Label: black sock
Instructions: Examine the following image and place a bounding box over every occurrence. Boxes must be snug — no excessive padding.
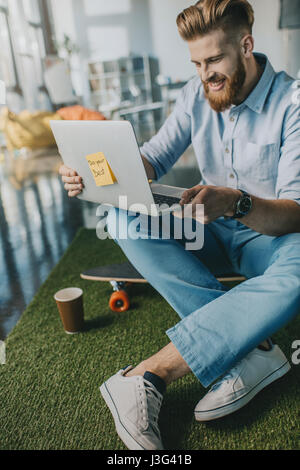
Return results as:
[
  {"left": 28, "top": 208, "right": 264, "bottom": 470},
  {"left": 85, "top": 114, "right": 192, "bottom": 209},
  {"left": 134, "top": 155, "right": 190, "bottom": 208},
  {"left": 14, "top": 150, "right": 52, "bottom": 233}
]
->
[
  {"left": 144, "top": 371, "right": 166, "bottom": 395},
  {"left": 258, "top": 338, "right": 273, "bottom": 351}
]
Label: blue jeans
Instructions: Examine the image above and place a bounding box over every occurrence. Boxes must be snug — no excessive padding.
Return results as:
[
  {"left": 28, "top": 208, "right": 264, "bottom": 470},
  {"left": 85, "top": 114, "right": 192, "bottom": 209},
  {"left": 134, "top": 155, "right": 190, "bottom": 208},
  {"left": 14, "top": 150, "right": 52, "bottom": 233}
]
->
[{"left": 106, "top": 208, "right": 300, "bottom": 387}]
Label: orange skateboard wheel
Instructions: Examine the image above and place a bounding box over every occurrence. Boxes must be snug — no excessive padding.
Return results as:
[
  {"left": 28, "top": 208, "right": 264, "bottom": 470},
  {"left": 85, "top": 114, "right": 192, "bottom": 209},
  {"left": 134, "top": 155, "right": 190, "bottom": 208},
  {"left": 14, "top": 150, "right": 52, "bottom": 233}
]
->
[{"left": 109, "top": 290, "right": 130, "bottom": 312}]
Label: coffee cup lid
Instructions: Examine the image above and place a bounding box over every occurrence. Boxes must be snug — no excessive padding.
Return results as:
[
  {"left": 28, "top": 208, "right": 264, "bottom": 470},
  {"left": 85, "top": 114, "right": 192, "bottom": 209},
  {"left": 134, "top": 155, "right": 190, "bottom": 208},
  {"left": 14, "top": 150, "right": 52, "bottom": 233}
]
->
[{"left": 54, "top": 287, "right": 83, "bottom": 302}]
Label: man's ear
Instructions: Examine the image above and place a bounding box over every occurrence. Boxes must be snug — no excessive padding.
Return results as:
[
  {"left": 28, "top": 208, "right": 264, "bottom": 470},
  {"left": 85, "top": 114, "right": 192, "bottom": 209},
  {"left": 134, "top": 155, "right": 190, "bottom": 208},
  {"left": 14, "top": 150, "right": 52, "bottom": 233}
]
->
[{"left": 240, "top": 34, "right": 254, "bottom": 58}]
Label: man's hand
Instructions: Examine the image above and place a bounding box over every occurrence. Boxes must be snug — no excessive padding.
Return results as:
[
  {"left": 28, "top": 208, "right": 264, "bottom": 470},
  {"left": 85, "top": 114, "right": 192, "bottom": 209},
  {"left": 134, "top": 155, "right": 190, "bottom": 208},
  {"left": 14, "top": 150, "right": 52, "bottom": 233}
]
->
[
  {"left": 59, "top": 165, "right": 84, "bottom": 198},
  {"left": 180, "top": 185, "right": 241, "bottom": 224}
]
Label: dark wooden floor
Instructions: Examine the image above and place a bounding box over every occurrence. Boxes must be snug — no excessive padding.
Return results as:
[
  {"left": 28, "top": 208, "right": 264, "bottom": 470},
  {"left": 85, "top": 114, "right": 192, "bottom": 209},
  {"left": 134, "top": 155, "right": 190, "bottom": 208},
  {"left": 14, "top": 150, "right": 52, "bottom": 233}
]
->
[{"left": 0, "top": 155, "right": 99, "bottom": 340}]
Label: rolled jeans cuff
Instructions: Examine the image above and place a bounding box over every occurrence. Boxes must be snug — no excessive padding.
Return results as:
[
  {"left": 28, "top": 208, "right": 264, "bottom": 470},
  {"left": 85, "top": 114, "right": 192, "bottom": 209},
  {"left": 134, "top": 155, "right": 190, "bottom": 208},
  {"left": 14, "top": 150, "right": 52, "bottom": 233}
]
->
[{"left": 166, "top": 322, "right": 235, "bottom": 388}]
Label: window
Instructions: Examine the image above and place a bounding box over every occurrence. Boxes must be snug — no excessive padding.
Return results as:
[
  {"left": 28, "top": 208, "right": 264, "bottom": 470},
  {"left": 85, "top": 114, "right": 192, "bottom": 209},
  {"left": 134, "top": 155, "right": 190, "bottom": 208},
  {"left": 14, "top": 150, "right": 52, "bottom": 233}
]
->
[
  {"left": 280, "top": 0, "right": 300, "bottom": 29},
  {"left": 15, "top": 0, "right": 48, "bottom": 108},
  {"left": 0, "top": 0, "right": 54, "bottom": 109},
  {"left": 0, "top": 4, "right": 18, "bottom": 88},
  {"left": 18, "top": 0, "right": 46, "bottom": 88},
  {"left": 23, "top": 0, "right": 40, "bottom": 23},
  {"left": 28, "top": 25, "right": 46, "bottom": 86}
]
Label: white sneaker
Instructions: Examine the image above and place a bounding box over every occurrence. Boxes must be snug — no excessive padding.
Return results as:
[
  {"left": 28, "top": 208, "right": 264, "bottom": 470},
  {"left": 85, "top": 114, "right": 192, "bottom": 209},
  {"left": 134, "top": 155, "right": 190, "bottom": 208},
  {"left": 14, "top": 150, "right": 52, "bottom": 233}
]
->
[
  {"left": 194, "top": 344, "right": 291, "bottom": 422},
  {"left": 100, "top": 366, "right": 164, "bottom": 450}
]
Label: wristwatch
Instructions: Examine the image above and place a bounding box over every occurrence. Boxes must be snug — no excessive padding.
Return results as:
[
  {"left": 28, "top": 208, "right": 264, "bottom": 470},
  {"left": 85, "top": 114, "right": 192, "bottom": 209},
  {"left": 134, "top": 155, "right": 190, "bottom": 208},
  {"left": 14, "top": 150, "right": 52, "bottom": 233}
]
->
[{"left": 232, "top": 189, "right": 252, "bottom": 219}]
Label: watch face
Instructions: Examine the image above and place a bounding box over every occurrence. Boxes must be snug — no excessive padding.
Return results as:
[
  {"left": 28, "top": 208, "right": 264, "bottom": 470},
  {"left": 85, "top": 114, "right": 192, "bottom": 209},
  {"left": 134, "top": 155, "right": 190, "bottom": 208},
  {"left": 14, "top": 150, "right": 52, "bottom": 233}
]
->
[{"left": 239, "top": 196, "right": 252, "bottom": 214}]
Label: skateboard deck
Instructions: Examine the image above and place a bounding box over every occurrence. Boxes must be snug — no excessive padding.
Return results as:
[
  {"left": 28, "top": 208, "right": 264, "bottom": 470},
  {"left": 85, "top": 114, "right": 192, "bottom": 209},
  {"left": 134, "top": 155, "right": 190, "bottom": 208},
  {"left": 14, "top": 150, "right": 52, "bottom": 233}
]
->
[
  {"left": 81, "top": 262, "right": 245, "bottom": 313},
  {"left": 81, "top": 262, "right": 147, "bottom": 283}
]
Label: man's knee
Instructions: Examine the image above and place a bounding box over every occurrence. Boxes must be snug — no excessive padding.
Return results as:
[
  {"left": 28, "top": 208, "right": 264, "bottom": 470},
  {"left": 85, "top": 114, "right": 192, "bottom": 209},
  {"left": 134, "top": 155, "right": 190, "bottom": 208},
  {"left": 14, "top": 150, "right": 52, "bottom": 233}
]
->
[{"left": 106, "top": 207, "right": 139, "bottom": 240}]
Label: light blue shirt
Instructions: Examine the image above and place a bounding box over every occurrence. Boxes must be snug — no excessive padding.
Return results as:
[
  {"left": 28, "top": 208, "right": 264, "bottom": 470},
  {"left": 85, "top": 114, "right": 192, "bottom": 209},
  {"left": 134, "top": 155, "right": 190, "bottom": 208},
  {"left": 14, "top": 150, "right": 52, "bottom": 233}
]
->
[{"left": 141, "top": 53, "right": 300, "bottom": 205}]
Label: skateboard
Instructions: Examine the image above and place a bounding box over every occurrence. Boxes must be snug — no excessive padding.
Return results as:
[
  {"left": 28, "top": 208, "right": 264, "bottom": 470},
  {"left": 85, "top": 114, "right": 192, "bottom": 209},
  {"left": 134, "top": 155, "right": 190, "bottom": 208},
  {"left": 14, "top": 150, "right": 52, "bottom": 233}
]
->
[{"left": 81, "top": 262, "right": 246, "bottom": 313}]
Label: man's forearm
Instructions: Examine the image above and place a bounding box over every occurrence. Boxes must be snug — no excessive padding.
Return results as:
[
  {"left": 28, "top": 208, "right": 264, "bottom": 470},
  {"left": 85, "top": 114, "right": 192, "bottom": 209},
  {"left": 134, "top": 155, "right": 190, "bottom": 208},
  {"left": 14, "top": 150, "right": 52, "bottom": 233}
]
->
[
  {"left": 230, "top": 194, "right": 300, "bottom": 236},
  {"left": 181, "top": 185, "right": 300, "bottom": 236},
  {"left": 141, "top": 155, "right": 157, "bottom": 180}
]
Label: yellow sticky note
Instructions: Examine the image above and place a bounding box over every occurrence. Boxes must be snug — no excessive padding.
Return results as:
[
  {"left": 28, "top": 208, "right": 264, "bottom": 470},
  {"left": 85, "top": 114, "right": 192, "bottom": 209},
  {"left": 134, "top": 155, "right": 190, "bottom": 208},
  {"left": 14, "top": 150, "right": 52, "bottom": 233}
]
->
[{"left": 86, "top": 152, "right": 117, "bottom": 186}]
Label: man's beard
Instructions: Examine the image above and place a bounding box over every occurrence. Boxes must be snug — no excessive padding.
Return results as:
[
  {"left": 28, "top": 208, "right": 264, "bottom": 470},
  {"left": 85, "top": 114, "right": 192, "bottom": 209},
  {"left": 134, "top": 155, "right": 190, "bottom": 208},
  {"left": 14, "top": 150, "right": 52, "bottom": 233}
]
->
[{"left": 203, "top": 54, "right": 246, "bottom": 113}]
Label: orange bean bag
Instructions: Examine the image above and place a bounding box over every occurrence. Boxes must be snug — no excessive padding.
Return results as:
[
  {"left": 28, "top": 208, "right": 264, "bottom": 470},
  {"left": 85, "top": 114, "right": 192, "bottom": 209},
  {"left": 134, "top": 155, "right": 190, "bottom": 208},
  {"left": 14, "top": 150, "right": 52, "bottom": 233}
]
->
[{"left": 57, "top": 105, "right": 106, "bottom": 121}]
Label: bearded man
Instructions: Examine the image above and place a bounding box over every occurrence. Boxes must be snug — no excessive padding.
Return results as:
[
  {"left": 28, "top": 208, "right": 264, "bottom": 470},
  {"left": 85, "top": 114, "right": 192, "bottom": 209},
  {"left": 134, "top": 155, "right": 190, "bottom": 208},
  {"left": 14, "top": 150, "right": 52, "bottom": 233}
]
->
[{"left": 59, "top": 0, "right": 300, "bottom": 450}]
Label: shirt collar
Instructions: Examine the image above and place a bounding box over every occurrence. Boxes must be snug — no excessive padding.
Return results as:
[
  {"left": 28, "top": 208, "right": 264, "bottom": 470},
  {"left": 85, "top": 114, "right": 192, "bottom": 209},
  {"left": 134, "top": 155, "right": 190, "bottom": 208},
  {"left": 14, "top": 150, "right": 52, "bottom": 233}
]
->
[{"left": 241, "top": 53, "right": 276, "bottom": 114}]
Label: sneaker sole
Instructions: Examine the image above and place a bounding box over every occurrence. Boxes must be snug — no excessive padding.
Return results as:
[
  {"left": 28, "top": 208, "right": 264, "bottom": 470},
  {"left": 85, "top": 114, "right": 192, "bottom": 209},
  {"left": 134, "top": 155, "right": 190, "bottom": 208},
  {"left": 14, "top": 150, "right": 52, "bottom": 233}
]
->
[
  {"left": 99, "top": 382, "right": 145, "bottom": 450},
  {"left": 194, "top": 361, "right": 291, "bottom": 422}
]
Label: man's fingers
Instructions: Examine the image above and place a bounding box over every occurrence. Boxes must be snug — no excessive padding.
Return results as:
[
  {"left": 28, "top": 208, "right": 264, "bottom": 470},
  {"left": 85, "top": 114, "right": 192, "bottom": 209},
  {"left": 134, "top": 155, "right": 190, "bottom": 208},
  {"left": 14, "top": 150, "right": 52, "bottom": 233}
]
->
[
  {"left": 64, "top": 183, "right": 83, "bottom": 191},
  {"left": 62, "top": 175, "right": 83, "bottom": 184},
  {"left": 59, "top": 165, "right": 83, "bottom": 197},
  {"left": 68, "top": 189, "right": 82, "bottom": 198},
  {"left": 180, "top": 186, "right": 204, "bottom": 204},
  {"left": 59, "top": 165, "right": 78, "bottom": 177}
]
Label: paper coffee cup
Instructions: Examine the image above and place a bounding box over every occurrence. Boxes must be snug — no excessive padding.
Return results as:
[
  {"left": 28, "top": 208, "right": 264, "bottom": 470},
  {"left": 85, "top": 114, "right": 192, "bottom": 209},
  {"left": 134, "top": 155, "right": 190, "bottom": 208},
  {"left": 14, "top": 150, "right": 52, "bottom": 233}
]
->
[{"left": 54, "top": 288, "right": 84, "bottom": 334}]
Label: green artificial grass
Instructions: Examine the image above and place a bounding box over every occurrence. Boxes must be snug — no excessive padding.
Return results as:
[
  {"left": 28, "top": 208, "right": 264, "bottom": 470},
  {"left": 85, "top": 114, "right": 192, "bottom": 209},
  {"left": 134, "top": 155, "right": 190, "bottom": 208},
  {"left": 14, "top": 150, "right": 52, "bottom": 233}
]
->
[{"left": 0, "top": 228, "right": 299, "bottom": 450}]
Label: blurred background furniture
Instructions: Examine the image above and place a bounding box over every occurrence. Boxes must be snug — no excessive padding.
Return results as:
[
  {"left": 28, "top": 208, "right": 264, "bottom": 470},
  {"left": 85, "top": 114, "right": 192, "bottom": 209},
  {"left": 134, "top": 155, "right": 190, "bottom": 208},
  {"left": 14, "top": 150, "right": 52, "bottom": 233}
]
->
[
  {"left": 157, "top": 78, "right": 188, "bottom": 116},
  {"left": 118, "top": 101, "right": 166, "bottom": 145},
  {"left": 87, "top": 54, "right": 165, "bottom": 144},
  {"left": 88, "top": 55, "right": 161, "bottom": 110}
]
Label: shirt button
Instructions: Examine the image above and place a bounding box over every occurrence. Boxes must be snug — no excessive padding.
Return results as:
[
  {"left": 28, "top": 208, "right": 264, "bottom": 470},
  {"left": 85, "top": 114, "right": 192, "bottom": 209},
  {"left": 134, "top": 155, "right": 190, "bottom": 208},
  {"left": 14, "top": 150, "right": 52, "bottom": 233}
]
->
[
  {"left": 230, "top": 116, "right": 235, "bottom": 122},
  {"left": 225, "top": 148, "right": 230, "bottom": 153},
  {"left": 229, "top": 173, "right": 235, "bottom": 179}
]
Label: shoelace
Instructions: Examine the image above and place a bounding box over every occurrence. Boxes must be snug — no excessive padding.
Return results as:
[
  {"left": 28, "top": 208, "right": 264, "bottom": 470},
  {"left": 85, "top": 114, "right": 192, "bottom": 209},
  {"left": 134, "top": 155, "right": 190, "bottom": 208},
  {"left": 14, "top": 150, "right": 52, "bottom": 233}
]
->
[{"left": 140, "top": 380, "right": 163, "bottom": 438}]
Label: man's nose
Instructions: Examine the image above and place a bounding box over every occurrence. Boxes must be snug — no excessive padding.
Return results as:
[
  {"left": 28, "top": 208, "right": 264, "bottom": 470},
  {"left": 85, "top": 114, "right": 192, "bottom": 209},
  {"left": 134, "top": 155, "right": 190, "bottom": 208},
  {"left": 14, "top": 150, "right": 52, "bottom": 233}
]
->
[
  {"left": 198, "top": 63, "right": 219, "bottom": 84},
  {"left": 202, "top": 72, "right": 214, "bottom": 84},
  {"left": 200, "top": 65, "right": 212, "bottom": 83},
  {"left": 202, "top": 72, "right": 211, "bottom": 83}
]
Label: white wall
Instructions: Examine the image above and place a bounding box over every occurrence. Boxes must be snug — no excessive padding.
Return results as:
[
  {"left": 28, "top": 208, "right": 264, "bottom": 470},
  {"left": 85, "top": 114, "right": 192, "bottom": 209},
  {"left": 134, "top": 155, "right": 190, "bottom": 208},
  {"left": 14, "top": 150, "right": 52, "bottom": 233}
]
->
[
  {"left": 251, "top": 0, "right": 300, "bottom": 77},
  {"left": 72, "top": 0, "right": 153, "bottom": 60},
  {"left": 50, "top": 0, "right": 300, "bottom": 102},
  {"left": 148, "top": 0, "right": 195, "bottom": 81},
  {"left": 50, "top": 0, "right": 83, "bottom": 97}
]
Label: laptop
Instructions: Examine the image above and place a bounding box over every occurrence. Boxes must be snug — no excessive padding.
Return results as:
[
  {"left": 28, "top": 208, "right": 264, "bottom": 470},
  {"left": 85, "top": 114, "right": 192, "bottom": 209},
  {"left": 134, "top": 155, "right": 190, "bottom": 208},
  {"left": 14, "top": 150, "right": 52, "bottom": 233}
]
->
[{"left": 50, "top": 120, "right": 187, "bottom": 216}]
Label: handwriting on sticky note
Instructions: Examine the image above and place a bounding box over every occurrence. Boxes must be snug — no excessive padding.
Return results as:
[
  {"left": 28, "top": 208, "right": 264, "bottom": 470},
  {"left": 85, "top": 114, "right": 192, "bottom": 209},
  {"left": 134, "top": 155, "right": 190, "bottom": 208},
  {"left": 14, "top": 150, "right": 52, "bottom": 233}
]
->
[{"left": 86, "top": 152, "right": 117, "bottom": 186}]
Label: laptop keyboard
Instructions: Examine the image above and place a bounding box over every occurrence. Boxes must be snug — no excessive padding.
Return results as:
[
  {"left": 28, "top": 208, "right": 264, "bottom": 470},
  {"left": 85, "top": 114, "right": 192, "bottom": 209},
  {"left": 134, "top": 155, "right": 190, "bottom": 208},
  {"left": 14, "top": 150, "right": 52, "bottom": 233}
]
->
[{"left": 153, "top": 193, "right": 181, "bottom": 207}]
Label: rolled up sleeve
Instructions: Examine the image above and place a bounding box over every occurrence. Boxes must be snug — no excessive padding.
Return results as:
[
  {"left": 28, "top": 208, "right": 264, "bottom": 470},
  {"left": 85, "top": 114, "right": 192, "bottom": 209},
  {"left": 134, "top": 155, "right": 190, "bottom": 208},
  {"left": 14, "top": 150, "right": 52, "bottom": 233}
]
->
[
  {"left": 276, "top": 103, "right": 300, "bottom": 205},
  {"left": 140, "top": 83, "right": 192, "bottom": 180}
]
